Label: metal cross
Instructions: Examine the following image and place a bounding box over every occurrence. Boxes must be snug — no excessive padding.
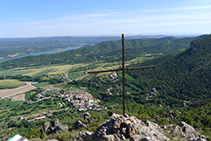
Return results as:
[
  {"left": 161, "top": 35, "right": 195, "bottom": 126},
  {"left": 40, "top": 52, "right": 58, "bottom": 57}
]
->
[{"left": 88, "top": 34, "right": 156, "bottom": 115}]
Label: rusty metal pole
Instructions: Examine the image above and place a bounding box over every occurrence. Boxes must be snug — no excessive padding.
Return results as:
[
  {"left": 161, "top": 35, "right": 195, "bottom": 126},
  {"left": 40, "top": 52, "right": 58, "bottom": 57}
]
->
[
  {"left": 122, "top": 34, "right": 125, "bottom": 115},
  {"left": 87, "top": 34, "right": 156, "bottom": 116}
]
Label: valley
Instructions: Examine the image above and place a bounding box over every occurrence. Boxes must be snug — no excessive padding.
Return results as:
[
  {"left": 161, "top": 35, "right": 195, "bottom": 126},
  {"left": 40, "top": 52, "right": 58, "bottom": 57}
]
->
[{"left": 0, "top": 35, "right": 211, "bottom": 140}]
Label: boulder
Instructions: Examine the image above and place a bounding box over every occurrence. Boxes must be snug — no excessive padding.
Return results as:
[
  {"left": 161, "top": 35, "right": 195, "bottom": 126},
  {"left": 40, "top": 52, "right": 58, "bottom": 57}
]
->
[
  {"left": 129, "top": 116, "right": 141, "bottom": 124},
  {"left": 73, "top": 113, "right": 170, "bottom": 141},
  {"left": 80, "top": 112, "right": 92, "bottom": 123},
  {"left": 113, "top": 118, "right": 122, "bottom": 129},
  {"left": 80, "top": 112, "right": 92, "bottom": 118},
  {"left": 102, "top": 135, "right": 115, "bottom": 141},
  {"left": 123, "top": 113, "right": 129, "bottom": 118},
  {"left": 130, "top": 135, "right": 143, "bottom": 141},
  {"left": 140, "top": 137, "right": 158, "bottom": 141},
  {"left": 111, "top": 113, "right": 121, "bottom": 122},
  {"left": 122, "top": 120, "right": 131, "bottom": 126},
  {"left": 75, "top": 120, "right": 87, "bottom": 129},
  {"left": 43, "top": 119, "right": 69, "bottom": 134},
  {"left": 181, "top": 132, "right": 195, "bottom": 140},
  {"left": 72, "top": 131, "right": 93, "bottom": 141},
  {"left": 146, "top": 120, "right": 163, "bottom": 132},
  {"left": 72, "top": 113, "right": 206, "bottom": 141},
  {"left": 170, "top": 125, "right": 185, "bottom": 138},
  {"left": 44, "top": 122, "right": 52, "bottom": 133},
  {"left": 179, "top": 121, "right": 198, "bottom": 135},
  {"left": 51, "top": 119, "right": 60, "bottom": 128},
  {"left": 125, "top": 124, "right": 137, "bottom": 137}
]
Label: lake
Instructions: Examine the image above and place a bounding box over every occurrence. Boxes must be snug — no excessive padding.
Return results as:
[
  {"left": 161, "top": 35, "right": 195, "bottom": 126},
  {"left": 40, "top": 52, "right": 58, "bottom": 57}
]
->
[{"left": 0, "top": 44, "right": 84, "bottom": 62}]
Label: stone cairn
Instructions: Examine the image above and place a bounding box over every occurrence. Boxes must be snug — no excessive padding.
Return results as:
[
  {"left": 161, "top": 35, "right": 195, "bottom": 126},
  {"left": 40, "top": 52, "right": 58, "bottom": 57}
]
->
[{"left": 72, "top": 113, "right": 207, "bottom": 141}]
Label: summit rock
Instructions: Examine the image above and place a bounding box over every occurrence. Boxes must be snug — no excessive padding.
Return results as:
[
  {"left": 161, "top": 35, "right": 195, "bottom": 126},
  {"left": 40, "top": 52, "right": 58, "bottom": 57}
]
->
[{"left": 72, "top": 113, "right": 206, "bottom": 141}]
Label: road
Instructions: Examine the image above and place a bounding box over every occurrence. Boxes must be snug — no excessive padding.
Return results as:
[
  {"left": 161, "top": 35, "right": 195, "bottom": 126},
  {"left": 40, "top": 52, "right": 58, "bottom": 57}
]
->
[{"left": 63, "top": 63, "right": 108, "bottom": 82}]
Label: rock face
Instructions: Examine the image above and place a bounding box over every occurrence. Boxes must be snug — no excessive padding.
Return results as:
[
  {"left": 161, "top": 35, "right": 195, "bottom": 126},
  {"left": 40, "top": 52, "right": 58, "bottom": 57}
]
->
[
  {"left": 80, "top": 112, "right": 92, "bottom": 123},
  {"left": 74, "top": 112, "right": 93, "bottom": 129},
  {"left": 72, "top": 113, "right": 207, "bottom": 141},
  {"left": 43, "top": 119, "right": 69, "bottom": 134},
  {"left": 74, "top": 120, "right": 87, "bottom": 129},
  {"left": 72, "top": 131, "right": 94, "bottom": 141}
]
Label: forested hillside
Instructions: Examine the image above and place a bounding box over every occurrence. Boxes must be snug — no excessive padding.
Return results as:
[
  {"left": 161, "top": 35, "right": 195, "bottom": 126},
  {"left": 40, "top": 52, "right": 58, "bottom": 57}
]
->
[
  {"left": 0, "top": 36, "right": 196, "bottom": 68},
  {"left": 1, "top": 35, "right": 211, "bottom": 140},
  {"left": 71, "top": 34, "right": 210, "bottom": 108},
  {"left": 126, "top": 34, "right": 211, "bottom": 106},
  {"left": 0, "top": 35, "right": 166, "bottom": 59}
]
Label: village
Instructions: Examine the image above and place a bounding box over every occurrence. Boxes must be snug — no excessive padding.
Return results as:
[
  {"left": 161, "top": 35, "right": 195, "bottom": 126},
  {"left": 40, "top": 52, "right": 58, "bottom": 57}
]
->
[{"left": 18, "top": 88, "right": 106, "bottom": 122}]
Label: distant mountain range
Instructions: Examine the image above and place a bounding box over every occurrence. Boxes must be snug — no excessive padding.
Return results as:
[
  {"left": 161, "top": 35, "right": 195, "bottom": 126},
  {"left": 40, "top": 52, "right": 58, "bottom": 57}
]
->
[
  {"left": 0, "top": 36, "right": 196, "bottom": 69},
  {"left": 0, "top": 35, "right": 198, "bottom": 59}
]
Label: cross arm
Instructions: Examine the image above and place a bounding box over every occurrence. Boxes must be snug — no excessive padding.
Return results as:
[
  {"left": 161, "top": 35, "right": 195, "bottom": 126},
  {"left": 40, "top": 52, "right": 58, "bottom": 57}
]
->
[{"left": 87, "top": 65, "right": 156, "bottom": 74}]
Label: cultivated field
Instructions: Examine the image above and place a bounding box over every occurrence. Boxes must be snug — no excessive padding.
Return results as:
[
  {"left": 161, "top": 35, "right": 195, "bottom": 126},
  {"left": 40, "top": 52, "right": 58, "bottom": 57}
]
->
[
  {"left": 0, "top": 64, "right": 88, "bottom": 78},
  {"left": 0, "top": 82, "right": 36, "bottom": 99},
  {"left": 0, "top": 79, "right": 24, "bottom": 89},
  {"left": 12, "top": 93, "right": 25, "bottom": 101},
  {"left": 22, "top": 64, "right": 87, "bottom": 76}
]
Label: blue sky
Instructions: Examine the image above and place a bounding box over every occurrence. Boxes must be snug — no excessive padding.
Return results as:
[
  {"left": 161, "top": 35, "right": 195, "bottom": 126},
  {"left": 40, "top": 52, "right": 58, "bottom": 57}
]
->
[{"left": 0, "top": 0, "right": 211, "bottom": 37}]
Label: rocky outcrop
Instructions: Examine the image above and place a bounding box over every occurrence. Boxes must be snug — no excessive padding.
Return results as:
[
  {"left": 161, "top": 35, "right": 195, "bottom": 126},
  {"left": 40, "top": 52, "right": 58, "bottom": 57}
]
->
[
  {"left": 43, "top": 119, "right": 69, "bottom": 134},
  {"left": 80, "top": 112, "right": 92, "bottom": 123},
  {"left": 73, "top": 131, "right": 94, "bottom": 141},
  {"left": 74, "top": 120, "right": 87, "bottom": 129},
  {"left": 72, "top": 113, "right": 207, "bottom": 141},
  {"left": 74, "top": 112, "right": 93, "bottom": 129},
  {"left": 46, "top": 139, "right": 59, "bottom": 141},
  {"left": 165, "top": 122, "right": 207, "bottom": 141}
]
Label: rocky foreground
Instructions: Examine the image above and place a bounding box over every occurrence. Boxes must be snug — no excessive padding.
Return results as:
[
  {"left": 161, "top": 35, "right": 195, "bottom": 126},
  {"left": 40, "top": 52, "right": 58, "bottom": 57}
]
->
[{"left": 72, "top": 113, "right": 206, "bottom": 141}]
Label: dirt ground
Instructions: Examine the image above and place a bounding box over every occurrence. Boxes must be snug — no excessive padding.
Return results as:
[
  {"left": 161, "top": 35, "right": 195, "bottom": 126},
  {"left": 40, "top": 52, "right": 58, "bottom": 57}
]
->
[
  {"left": 12, "top": 93, "right": 25, "bottom": 101},
  {"left": 0, "top": 82, "right": 36, "bottom": 99}
]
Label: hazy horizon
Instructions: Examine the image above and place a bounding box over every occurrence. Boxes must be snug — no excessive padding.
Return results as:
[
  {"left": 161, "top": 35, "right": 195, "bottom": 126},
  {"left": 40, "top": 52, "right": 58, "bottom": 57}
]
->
[
  {"left": 1, "top": 0, "right": 211, "bottom": 38},
  {"left": 0, "top": 34, "right": 202, "bottom": 39}
]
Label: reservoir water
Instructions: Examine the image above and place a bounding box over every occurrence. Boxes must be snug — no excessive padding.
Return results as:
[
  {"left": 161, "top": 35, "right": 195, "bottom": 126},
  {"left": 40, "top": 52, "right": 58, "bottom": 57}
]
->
[{"left": 0, "top": 45, "right": 84, "bottom": 62}]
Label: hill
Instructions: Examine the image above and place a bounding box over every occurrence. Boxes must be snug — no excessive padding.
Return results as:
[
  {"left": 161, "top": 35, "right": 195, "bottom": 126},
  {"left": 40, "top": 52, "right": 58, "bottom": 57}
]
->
[
  {"left": 0, "top": 35, "right": 167, "bottom": 60},
  {"left": 71, "top": 34, "right": 210, "bottom": 107},
  {"left": 0, "top": 36, "right": 196, "bottom": 69},
  {"left": 126, "top": 34, "right": 211, "bottom": 106},
  {"left": 1, "top": 35, "right": 211, "bottom": 141},
  {"left": 73, "top": 113, "right": 206, "bottom": 141}
]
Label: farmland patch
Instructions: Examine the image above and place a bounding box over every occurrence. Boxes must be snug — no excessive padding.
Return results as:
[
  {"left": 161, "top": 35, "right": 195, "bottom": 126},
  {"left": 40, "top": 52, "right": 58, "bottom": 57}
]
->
[{"left": 0, "top": 82, "right": 36, "bottom": 99}]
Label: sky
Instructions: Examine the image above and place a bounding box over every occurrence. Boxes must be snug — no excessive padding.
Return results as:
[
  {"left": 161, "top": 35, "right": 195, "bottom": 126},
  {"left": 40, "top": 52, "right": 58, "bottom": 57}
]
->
[{"left": 0, "top": 0, "right": 211, "bottom": 37}]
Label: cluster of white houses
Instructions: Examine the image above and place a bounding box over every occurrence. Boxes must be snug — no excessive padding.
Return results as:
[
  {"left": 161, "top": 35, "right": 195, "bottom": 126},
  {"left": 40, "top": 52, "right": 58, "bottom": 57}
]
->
[
  {"left": 63, "top": 91, "right": 105, "bottom": 111},
  {"left": 20, "top": 89, "right": 106, "bottom": 122},
  {"left": 35, "top": 88, "right": 105, "bottom": 112}
]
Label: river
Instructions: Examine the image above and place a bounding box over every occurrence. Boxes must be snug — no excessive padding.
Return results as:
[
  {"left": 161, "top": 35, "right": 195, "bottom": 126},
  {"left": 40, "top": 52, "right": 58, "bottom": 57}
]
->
[{"left": 0, "top": 44, "right": 85, "bottom": 62}]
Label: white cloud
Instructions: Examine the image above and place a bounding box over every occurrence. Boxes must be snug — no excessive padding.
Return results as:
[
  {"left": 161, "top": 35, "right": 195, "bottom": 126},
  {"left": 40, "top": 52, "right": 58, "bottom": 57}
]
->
[
  {"left": 136, "top": 5, "right": 211, "bottom": 13},
  {"left": 185, "top": 0, "right": 211, "bottom": 4},
  {"left": 1, "top": 3, "right": 211, "bottom": 37}
]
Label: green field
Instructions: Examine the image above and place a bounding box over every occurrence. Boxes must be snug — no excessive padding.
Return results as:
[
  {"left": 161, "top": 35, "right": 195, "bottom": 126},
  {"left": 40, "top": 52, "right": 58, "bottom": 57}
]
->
[
  {"left": 125, "top": 74, "right": 135, "bottom": 81},
  {"left": 31, "top": 69, "right": 51, "bottom": 78},
  {"left": 25, "top": 92, "right": 31, "bottom": 100},
  {"left": 125, "top": 86, "right": 134, "bottom": 93},
  {"left": 0, "top": 79, "right": 25, "bottom": 89},
  {"left": 0, "top": 100, "right": 22, "bottom": 110},
  {"left": 32, "top": 82, "right": 49, "bottom": 88},
  {"left": 68, "top": 71, "right": 82, "bottom": 80},
  {"left": 0, "top": 70, "right": 32, "bottom": 76},
  {"left": 105, "top": 62, "right": 119, "bottom": 67}
]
